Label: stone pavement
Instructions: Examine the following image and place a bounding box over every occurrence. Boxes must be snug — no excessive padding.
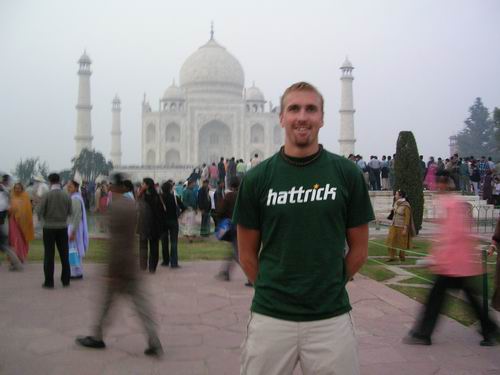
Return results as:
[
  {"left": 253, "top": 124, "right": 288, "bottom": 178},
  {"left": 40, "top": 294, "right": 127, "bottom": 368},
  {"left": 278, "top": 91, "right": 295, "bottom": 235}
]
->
[{"left": 0, "top": 262, "right": 499, "bottom": 375}]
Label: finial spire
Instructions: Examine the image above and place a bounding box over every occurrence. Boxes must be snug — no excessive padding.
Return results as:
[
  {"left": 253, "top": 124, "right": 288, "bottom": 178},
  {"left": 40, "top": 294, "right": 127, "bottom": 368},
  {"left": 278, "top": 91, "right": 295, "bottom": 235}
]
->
[{"left": 210, "top": 21, "right": 214, "bottom": 40}]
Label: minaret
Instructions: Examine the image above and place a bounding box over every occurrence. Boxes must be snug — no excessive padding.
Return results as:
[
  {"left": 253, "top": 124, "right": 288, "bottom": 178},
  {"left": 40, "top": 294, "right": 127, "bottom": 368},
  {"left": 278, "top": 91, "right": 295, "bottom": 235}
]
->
[
  {"left": 338, "top": 57, "right": 356, "bottom": 156},
  {"left": 110, "top": 95, "right": 122, "bottom": 167},
  {"left": 75, "top": 50, "right": 93, "bottom": 156}
]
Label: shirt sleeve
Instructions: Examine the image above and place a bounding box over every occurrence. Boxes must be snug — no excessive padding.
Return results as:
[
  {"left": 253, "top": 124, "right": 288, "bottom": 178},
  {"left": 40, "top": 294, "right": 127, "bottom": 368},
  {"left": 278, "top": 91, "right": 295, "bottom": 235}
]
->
[
  {"left": 70, "top": 198, "right": 82, "bottom": 230},
  {"left": 232, "top": 174, "right": 261, "bottom": 230},
  {"left": 346, "top": 165, "right": 375, "bottom": 228}
]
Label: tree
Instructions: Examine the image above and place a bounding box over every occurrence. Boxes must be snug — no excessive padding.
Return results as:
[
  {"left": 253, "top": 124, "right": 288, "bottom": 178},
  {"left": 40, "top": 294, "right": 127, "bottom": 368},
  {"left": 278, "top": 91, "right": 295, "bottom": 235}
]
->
[
  {"left": 494, "top": 107, "right": 500, "bottom": 152},
  {"left": 456, "top": 98, "right": 497, "bottom": 159},
  {"left": 394, "top": 131, "right": 424, "bottom": 234},
  {"left": 71, "top": 149, "right": 113, "bottom": 183},
  {"left": 13, "top": 157, "right": 49, "bottom": 185}
]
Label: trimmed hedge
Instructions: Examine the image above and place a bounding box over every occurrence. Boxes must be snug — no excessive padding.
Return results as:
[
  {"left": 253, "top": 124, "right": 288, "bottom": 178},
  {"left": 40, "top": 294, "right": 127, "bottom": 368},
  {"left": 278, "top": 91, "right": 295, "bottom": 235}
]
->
[{"left": 394, "top": 131, "right": 424, "bottom": 233}]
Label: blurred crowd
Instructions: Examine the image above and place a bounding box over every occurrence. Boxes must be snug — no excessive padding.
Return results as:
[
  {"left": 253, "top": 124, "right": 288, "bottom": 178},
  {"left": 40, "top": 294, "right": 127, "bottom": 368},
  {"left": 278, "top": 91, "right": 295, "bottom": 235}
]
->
[{"left": 348, "top": 153, "right": 500, "bottom": 203}]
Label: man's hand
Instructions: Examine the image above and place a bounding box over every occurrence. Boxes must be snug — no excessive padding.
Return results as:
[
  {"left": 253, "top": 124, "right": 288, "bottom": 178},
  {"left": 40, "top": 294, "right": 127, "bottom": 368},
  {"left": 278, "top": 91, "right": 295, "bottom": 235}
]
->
[
  {"left": 237, "top": 225, "right": 261, "bottom": 283},
  {"left": 346, "top": 224, "right": 369, "bottom": 279}
]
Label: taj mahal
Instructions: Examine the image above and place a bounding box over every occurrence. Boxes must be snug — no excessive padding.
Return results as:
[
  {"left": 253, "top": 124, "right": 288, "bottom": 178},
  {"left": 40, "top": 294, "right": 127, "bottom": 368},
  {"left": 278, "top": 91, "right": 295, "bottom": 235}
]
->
[{"left": 74, "top": 28, "right": 356, "bottom": 181}]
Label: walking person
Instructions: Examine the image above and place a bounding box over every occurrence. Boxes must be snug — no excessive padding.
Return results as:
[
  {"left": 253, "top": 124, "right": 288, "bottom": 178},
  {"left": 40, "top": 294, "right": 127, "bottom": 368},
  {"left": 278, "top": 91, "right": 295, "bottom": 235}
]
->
[
  {"left": 488, "top": 217, "right": 500, "bottom": 311},
  {"left": 37, "top": 173, "right": 72, "bottom": 288},
  {"left": 215, "top": 176, "right": 244, "bottom": 282},
  {"left": 386, "top": 190, "right": 414, "bottom": 262},
  {"left": 8, "top": 182, "right": 35, "bottom": 263},
  {"left": 66, "top": 180, "right": 89, "bottom": 279},
  {"left": 160, "top": 181, "right": 183, "bottom": 268},
  {"left": 233, "top": 82, "right": 374, "bottom": 375},
  {"left": 137, "top": 178, "right": 164, "bottom": 273},
  {"left": 76, "top": 173, "right": 163, "bottom": 356},
  {"left": 0, "top": 175, "right": 23, "bottom": 271},
  {"left": 404, "top": 171, "right": 498, "bottom": 346},
  {"left": 198, "top": 179, "right": 212, "bottom": 237}
]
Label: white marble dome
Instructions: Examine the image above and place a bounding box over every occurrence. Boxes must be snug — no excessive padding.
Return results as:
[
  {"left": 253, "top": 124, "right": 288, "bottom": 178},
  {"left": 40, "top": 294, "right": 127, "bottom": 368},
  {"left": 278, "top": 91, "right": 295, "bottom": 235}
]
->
[
  {"left": 245, "top": 84, "right": 265, "bottom": 102},
  {"left": 162, "top": 81, "right": 185, "bottom": 101},
  {"left": 179, "top": 38, "right": 244, "bottom": 97}
]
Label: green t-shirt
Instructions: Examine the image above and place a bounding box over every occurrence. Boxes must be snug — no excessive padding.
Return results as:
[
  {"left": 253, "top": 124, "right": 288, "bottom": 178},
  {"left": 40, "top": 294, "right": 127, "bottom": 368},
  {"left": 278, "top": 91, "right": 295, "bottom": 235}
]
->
[{"left": 233, "top": 148, "right": 374, "bottom": 321}]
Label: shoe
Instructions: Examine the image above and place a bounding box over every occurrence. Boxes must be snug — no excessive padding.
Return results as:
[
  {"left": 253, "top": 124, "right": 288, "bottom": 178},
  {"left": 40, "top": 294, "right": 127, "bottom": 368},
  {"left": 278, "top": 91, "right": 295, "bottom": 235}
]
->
[
  {"left": 160, "top": 262, "right": 169, "bottom": 267},
  {"left": 70, "top": 275, "right": 83, "bottom": 279},
  {"left": 402, "top": 332, "right": 431, "bottom": 346},
  {"left": 170, "top": 264, "right": 181, "bottom": 269},
  {"left": 62, "top": 283, "right": 70, "bottom": 288},
  {"left": 76, "top": 336, "right": 106, "bottom": 349},
  {"left": 215, "top": 271, "right": 230, "bottom": 281},
  {"left": 42, "top": 283, "right": 54, "bottom": 289},
  {"left": 244, "top": 281, "right": 253, "bottom": 287},
  {"left": 144, "top": 345, "right": 163, "bottom": 357},
  {"left": 9, "top": 265, "right": 23, "bottom": 271},
  {"left": 480, "top": 338, "right": 496, "bottom": 346}
]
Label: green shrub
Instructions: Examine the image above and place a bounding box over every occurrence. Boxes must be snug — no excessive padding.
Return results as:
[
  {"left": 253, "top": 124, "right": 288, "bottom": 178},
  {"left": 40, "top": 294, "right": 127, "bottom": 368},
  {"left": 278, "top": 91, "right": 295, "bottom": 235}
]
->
[{"left": 394, "top": 131, "right": 424, "bottom": 233}]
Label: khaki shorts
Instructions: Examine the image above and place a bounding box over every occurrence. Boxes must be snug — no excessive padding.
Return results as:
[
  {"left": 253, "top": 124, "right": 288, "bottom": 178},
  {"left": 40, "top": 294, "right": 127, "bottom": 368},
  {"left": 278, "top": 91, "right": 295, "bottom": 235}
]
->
[{"left": 241, "top": 312, "right": 359, "bottom": 375}]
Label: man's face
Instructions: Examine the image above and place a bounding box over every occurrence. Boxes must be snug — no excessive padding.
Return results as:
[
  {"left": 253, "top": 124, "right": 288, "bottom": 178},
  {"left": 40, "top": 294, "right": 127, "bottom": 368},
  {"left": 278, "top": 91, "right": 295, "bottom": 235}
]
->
[{"left": 280, "top": 90, "right": 324, "bottom": 149}]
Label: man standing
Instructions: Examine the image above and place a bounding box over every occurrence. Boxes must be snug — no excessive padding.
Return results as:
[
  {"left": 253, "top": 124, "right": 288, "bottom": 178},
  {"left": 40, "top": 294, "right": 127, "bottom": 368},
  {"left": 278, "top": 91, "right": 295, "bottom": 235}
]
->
[
  {"left": 217, "top": 157, "right": 226, "bottom": 184},
  {"left": 234, "top": 82, "right": 374, "bottom": 374},
  {"left": 197, "top": 179, "right": 212, "bottom": 237},
  {"left": 37, "top": 173, "right": 72, "bottom": 288}
]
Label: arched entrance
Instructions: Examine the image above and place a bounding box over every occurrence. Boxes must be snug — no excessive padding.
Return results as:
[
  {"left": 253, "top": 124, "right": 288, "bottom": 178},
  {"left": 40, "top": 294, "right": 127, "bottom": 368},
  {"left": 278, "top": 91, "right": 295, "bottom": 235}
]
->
[{"left": 198, "top": 120, "right": 232, "bottom": 164}]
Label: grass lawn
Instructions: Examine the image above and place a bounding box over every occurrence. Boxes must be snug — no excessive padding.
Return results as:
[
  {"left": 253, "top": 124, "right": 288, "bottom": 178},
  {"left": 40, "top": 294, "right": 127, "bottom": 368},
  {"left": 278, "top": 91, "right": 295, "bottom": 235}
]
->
[
  {"left": 18, "top": 238, "right": 231, "bottom": 264},
  {"left": 359, "top": 258, "right": 397, "bottom": 281}
]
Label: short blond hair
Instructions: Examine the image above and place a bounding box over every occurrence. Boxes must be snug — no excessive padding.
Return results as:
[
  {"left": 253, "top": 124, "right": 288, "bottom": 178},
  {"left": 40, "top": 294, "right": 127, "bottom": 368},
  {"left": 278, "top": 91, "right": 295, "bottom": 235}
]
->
[{"left": 280, "top": 81, "right": 324, "bottom": 114}]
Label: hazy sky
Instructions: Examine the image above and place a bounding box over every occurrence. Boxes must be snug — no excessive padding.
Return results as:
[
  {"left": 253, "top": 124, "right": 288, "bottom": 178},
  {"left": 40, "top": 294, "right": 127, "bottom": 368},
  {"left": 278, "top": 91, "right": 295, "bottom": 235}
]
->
[{"left": 1, "top": 0, "right": 499, "bottom": 174}]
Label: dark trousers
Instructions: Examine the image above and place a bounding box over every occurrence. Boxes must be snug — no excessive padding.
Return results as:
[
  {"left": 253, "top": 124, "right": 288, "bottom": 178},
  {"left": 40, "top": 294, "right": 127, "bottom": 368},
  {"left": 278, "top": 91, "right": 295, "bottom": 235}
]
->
[
  {"left": 43, "top": 227, "right": 70, "bottom": 286},
  {"left": 493, "top": 251, "right": 500, "bottom": 310},
  {"left": 161, "top": 221, "right": 179, "bottom": 267},
  {"left": 139, "top": 237, "right": 159, "bottom": 272},
  {"left": 414, "top": 275, "right": 497, "bottom": 340},
  {"left": 94, "top": 278, "right": 161, "bottom": 348},
  {"left": 200, "top": 210, "right": 211, "bottom": 236}
]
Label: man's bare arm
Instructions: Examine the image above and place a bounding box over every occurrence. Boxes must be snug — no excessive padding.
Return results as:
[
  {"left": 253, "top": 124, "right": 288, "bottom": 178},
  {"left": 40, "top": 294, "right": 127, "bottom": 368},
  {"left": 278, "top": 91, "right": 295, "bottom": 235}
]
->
[
  {"left": 345, "top": 223, "right": 369, "bottom": 279},
  {"left": 237, "top": 224, "right": 261, "bottom": 283}
]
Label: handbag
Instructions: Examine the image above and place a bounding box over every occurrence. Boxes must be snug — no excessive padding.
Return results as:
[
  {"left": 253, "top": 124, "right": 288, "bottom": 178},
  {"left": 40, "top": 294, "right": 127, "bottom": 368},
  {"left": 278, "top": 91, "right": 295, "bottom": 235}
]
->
[
  {"left": 69, "top": 245, "right": 81, "bottom": 268},
  {"left": 215, "top": 218, "right": 234, "bottom": 242},
  {"left": 387, "top": 209, "right": 394, "bottom": 221}
]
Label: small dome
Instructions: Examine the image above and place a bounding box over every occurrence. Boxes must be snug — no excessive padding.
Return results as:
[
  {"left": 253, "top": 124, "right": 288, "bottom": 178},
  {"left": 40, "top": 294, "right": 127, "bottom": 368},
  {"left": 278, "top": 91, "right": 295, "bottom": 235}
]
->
[
  {"left": 180, "top": 38, "right": 244, "bottom": 98},
  {"left": 341, "top": 57, "right": 353, "bottom": 69},
  {"left": 246, "top": 83, "right": 265, "bottom": 102},
  {"left": 162, "top": 81, "right": 185, "bottom": 101},
  {"left": 78, "top": 50, "right": 92, "bottom": 64}
]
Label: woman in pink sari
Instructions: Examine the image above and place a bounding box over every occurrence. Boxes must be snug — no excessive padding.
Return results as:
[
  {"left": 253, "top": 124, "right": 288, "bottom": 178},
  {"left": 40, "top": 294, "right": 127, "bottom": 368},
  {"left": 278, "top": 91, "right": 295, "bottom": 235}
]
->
[{"left": 9, "top": 183, "right": 35, "bottom": 262}]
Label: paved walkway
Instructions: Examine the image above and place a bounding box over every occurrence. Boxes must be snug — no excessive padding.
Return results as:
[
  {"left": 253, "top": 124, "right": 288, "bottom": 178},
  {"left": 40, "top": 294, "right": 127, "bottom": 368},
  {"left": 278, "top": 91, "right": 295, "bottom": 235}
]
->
[{"left": 0, "top": 262, "right": 499, "bottom": 375}]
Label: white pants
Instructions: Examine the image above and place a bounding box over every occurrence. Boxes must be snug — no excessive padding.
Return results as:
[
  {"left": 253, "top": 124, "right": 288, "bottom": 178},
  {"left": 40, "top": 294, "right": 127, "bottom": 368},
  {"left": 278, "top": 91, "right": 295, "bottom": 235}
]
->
[{"left": 241, "top": 312, "right": 359, "bottom": 375}]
